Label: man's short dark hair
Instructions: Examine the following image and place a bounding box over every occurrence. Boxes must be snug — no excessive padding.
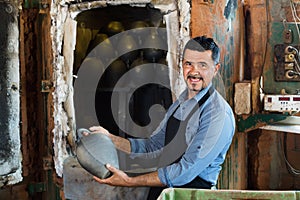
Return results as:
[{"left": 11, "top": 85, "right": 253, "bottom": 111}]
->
[{"left": 183, "top": 36, "right": 220, "bottom": 64}]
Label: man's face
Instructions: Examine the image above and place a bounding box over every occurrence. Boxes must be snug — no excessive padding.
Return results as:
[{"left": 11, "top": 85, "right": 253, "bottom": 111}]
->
[{"left": 182, "top": 49, "right": 220, "bottom": 96}]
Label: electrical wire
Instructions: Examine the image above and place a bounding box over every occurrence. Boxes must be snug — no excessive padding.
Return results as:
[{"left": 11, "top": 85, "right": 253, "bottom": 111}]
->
[
  {"left": 290, "top": 1, "right": 300, "bottom": 21},
  {"left": 289, "top": 1, "right": 300, "bottom": 73},
  {"left": 294, "top": 59, "right": 300, "bottom": 73},
  {"left": 286, "top": 45, "right": 300, "bottom": 73},
  {"left": 259, "top": 0, "right": 270, "bottom": 95},
  {"left": 290, "top": 0, "right": 300, "bottom": 44},
  {"left": 286, "top": 45, "right": 299, "bottom": 56},
  {"left": 280, "top": 132, "right": 300, "bottom": 176}
]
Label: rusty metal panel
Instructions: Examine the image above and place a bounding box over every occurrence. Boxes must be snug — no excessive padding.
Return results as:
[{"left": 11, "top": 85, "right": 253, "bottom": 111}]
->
[
  {"left": 191, "top": 0, "right": 243, "bottom": 190},
  {"left": 191, "top": 0, "right": 240, "bottom": 102},
  {"left": 264, "top": 22, "right": 300, "bottom": 94}
]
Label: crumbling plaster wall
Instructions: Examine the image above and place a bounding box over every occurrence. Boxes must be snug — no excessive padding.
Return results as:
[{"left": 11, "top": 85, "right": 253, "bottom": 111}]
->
[{"left": 50, "top": 0, "right": 191, "bottom": 177}]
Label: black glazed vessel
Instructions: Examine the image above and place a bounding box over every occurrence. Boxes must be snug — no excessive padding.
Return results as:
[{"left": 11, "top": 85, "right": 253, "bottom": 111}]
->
[{"left": 76, "top": 128, "right": 119, "bottom": 179}]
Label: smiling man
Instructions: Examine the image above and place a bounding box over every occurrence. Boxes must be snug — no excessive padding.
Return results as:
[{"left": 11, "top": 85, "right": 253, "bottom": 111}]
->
[{"left": 89, "top": 36, "right": 236, "bottom": 200}]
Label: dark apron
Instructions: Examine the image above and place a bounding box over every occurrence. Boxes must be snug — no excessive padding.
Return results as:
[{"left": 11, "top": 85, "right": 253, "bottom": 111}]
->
[{"left": 147, "top": 87, "right": 215, "bottom": 200}]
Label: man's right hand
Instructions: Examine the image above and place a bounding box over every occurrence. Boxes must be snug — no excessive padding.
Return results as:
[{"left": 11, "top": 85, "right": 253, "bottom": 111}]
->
[
  {"left": 89, "top": 126, "right": 110, "bottom": 137},
  {"left": 88, "top": 126, "right": 131, "bottom": 154}
]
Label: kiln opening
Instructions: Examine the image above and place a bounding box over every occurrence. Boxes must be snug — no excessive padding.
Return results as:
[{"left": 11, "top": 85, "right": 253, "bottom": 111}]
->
[{"left": 73, "top": 5, "right": 173, "bottom": 139}]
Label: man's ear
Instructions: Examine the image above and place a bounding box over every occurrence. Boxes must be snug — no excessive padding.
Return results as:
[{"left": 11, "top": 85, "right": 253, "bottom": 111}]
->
[{"left": 214, "top": 63, "right": 221, "bottom": 75}]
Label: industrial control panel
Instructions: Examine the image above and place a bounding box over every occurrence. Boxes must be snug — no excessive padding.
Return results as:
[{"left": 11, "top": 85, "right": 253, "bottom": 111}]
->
[
  {"left": 264, "top": 94, "right": 300, "bottom": 112},
  {"left": 274, "top": 44, "right": 300, "bottom": 81},
  {"left": 266, "top": 43, "right": 300, "bottom": 112},
  {"left": 262, "top": 22, "right": 300, "bottom": 113}
]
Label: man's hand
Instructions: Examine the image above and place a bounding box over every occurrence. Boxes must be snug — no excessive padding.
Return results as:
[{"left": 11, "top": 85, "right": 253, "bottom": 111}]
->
[
  {"left": 93, "top": 164, "right": 133, "bottom": 187},
  {"left": 89, "top": 125, "right": 132, "bottom": 154},
  {"left": 89, "top": 126, "right": 110, "bottom": 136},
  {"left": 93, "top": 164, "right": 165, "bottom": 187}
]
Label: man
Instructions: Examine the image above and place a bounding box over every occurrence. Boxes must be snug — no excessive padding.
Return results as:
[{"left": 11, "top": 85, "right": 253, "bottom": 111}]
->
[{"left": 88, "top": 36, "right": 235, "bottom": 199}]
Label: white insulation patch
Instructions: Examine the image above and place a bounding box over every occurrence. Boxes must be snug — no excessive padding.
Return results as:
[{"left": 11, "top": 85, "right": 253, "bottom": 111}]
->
[
  {"left": 50, "top": 0, "right": 191, "bottom": 177},
  {"left": 52, "top": 56, "right": 70, "bottom": 176},
  {"left": 161, "top": 0, "right": 190, "bottom": 99},
  {"left": 50, "top": 3, "right": 71, "bottom": 176}
]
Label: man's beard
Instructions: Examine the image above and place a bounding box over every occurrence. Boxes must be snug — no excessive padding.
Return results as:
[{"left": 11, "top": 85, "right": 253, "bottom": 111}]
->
[{"left": 187, "top": 74, "right": 204, "bottom": 92}]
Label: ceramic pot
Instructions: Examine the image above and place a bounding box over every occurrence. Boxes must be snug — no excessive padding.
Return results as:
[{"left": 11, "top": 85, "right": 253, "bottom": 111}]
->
[
  {"left": 76, "top": 128, "right": 119, "bottom": 179},
  {"left": 116, "top": 34, "right": 139, "bottom": 65},
  {"left": 101, "top": 58, "right": 127, "bottom": 88},
  {"left": 105, "top": 21, "right": 125, "bottom": 36},
  {"left": 143, "top": 30, "right": 166, "bottom": 62}
]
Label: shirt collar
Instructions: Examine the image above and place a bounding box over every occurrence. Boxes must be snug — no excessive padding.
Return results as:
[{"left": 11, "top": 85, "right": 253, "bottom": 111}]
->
[{"left": 178, "top": 83, "right": 213, "bottom": 103}]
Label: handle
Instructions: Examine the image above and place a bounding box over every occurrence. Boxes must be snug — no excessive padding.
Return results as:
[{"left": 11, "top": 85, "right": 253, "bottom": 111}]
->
[{"left": 77, "top": 128, "right": 91, "bottom": 140}]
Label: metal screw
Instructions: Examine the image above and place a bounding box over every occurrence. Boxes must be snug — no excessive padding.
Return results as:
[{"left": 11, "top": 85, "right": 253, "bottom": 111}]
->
[
  {"left": 11, "top": 83, "right": 18, "bottom": 91},
  {"left": 41, "top": 3, "right": 49, "bottom": 9},
  {"left": 5, "top": 4, "right": 13, "bottom": 14}
]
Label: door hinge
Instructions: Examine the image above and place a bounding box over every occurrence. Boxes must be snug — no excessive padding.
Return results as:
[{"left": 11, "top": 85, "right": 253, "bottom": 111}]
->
[
  {"left": 43, "top": 156, "right": 53, "bottom": 170},
  {"left": 41, "top": 80, "right": 53, "bottom": 93},
  {"left": 28, "top": 182, "right": 47, "bottom": 195}
]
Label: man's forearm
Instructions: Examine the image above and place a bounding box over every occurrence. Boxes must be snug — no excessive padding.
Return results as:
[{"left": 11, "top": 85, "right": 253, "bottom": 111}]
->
[
  {"left": 89, "top": 126, "right": 132, "bottom": 154},
  {"left": 108, "top": 133, "right": 131, "bottom": 154},
  {"left": 129, "top": 171, "right": 165, "bottom": 187},
  {"left": 94, "top": 165, "right": 166, "bottom": 187}
]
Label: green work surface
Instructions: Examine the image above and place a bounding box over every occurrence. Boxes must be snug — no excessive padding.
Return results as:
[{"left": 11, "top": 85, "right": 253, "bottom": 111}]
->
[{"left": 158, "top": 188, "right": 300, "bottom": 200}]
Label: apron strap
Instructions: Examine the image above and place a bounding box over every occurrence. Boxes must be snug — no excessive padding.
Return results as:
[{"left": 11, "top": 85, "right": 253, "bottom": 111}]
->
[{"left": 164, "top": 86, "right": 214, "bottom": 146}]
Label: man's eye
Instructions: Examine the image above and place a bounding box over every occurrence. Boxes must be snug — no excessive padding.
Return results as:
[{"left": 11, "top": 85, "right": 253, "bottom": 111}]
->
[
  {"left": 200, "top": 63, "right": 208, "bottom": 68},
  {"left": 184, "top": 62, "right": 192, "bottom": 66}
]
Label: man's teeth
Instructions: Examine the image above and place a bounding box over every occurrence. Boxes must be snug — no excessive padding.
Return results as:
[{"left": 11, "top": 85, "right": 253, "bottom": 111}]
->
[{"left": 188, "top": 75, "right": 202, "bottom": 80}]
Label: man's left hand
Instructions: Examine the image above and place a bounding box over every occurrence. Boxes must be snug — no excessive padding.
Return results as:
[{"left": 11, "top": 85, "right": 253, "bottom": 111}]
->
[{"left": 93, "top": 164, "right": 133, "bottom": 187}]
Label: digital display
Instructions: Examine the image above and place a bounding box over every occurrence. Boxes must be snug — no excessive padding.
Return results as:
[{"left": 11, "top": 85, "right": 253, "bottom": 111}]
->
[
  {"left": 293, "top": 97, "right": 300, "bottom": 101},
  {"left": 278, "top": 97, "right": 290, "bottom": 101},
  {"left": 267, "top": 97, "right": 272, "bottom": 102}
]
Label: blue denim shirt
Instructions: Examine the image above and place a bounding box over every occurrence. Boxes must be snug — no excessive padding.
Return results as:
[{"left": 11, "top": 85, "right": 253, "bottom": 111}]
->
[{"left": 129, "top": 84, "right": 235, "bottom": 187}]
